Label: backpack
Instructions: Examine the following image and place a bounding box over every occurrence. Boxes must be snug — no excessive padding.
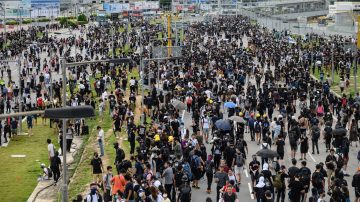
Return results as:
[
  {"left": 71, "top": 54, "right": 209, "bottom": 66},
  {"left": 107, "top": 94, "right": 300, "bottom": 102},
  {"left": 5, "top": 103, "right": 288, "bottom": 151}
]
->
[
  {"left": 254, "top": 122, "right": 261, "bottom": 133},
  {"left": 85, "top": 193, "right": 103, "bottom": 202},
  {"left": 312, "top": 172, "right": 323, "bottom": 186},
  {"left": 264, "top": 178, "right": 272, "bottom": 189},
  {"left": 191, "top": 156, "right": 199, "bottom": 171},
  {"left": 175, "top": 171, "right": 184, "bottom": 187},
  {"left": 312, "top": 129, "right": 320, "bottom": 140},
  {"left": 183, "top": 163, "right": 193, "bottom": 180},
  {"left": 186, "top": 97, "right": 192, "bottom": 105},
  {"left": 205, "top": 160, "right": 213, "bottom": 174},
  {"left": 324, "top": 126, "right": 332, "bottom": 139},
  {"left": 235, "top": 153, "right": 244, "bottom": 167},
  {"left": 317, "top": 106, "right": 324, "bottom": 116},
  {"left": 273, "top": 172, "right": 283, "bottom": 189},
  {"left": 289, "top": 131, "right": 297, "bottom": 145},
  {"left": 262, "top": 121, "right": 269, "bottom": 129},
  {"left": 180, "top": 184, "right": 191, "bottom": 201},
  {"left": 300, "top": 167, "right": 311, "bottom": 183}
]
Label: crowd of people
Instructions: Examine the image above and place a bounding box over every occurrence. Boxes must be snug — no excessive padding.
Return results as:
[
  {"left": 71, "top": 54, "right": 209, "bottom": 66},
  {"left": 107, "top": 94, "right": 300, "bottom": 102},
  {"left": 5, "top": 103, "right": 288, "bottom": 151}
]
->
[{"left": 2, "top": 11, "right": 360, "bottom": 202}]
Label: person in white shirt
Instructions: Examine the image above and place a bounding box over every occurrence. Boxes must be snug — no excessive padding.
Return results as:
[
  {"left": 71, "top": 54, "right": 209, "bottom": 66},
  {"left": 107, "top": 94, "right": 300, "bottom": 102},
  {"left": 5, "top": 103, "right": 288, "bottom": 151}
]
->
[
  {"left": 97, "top": 126, "right": 104, "bottom": 157},
  {"left": 47, "top": 139, "right": 55, "bottom": 159},
  {"left": 202, "top": 115, "right": 211, "bottom": 143}
]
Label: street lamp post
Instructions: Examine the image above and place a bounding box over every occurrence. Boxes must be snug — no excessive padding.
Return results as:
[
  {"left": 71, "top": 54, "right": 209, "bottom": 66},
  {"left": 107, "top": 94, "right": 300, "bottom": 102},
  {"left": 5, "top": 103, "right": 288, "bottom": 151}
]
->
[{"left": 59, "top": 57, "right": 131, "bottom": 202}]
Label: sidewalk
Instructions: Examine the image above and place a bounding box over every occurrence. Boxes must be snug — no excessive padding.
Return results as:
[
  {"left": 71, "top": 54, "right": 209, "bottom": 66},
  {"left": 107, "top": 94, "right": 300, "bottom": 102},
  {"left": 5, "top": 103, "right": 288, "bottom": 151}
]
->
[{"left": 27, "top": 136, "right": 84, "bottom": 202}]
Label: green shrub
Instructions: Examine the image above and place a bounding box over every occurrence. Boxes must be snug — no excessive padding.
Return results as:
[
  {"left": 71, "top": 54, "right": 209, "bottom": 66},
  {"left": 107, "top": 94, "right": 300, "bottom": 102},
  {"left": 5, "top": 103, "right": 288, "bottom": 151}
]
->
[
  {"left": 59, "top": 17, "right": 68, "bottom": 25},
  {"left": 22, "top": 19, "right": 33, "bottom": 24},
  {"left": 38, "top": 18, "right": 50, "bottom": 22},
  {"left": 6, "top": 21, "right": 18, "bottom": 25},
  {"left": 67, "top": 20, "right": 77, "bottom": 28},
  {"left": 77, "top": 13, "right": 87, "bottom": 22}
]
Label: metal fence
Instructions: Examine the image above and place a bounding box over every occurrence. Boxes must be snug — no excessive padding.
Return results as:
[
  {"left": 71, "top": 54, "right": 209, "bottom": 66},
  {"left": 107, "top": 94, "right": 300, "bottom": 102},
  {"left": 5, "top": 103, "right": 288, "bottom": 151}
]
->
[
  {"left": 238, "top": 7, "right": 354, "bottom": 37},
  {"left": 152, "top": 46, "right": 183, "bottom": 58}
]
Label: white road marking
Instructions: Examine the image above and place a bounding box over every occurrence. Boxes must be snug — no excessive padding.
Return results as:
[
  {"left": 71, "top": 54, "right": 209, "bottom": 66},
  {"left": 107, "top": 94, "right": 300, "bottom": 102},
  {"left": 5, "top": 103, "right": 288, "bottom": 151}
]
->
[
  {"left": 244, "top": 168, "right": 249, "bottom": 178},
  {"left": 181, "top": 110, "right": 185, "bottom": 122},
  {"left": 307, "top": 152, "right": 317, "bottom": 162},
  {"left": 248, "top": 182, "right": 254, "bottom": 199}
]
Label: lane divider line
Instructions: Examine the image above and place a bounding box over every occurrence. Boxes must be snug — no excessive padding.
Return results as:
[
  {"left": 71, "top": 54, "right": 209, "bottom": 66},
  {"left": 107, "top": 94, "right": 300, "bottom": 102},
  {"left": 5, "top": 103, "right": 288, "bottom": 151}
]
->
[
  {"left": 244, "top": 168, "right": 249, "bottom": 178},
  {"left": 248, "top": 182, "right": 254, "bottom": 199},
  {"left": 307, "top": 152, "right": 317, "bottom": 162}
]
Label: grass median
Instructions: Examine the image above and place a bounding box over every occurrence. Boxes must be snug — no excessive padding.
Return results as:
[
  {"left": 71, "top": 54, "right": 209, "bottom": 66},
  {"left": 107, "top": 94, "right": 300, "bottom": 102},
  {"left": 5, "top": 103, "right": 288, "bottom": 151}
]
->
[{"left": 0, "top": 119, "right": 58, "bottom": 202}]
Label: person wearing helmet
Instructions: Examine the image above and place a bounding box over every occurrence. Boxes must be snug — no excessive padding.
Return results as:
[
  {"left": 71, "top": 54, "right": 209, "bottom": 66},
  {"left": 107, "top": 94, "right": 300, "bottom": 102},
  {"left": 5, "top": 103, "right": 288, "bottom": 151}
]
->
[{"left": 40, "top": 163, "right": 53, "bottom": 181}]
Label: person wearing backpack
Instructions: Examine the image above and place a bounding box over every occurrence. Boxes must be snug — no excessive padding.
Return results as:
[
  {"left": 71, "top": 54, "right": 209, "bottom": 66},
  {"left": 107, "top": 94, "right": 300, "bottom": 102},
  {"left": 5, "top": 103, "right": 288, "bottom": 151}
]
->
[
  {"left": 234, "top": 148, "right": 245, "bottom": 185},
  {"left": 325, "top": 149, "right": 337, "bottom": 189},
  {"left": 311, "top": 125, "right": 320, "bottom": 155},
  {"left": 299, "top": 161, "right": 311, "bottom": 202},
  {"left": 254, "top": 118, "right": 262, "bottom": 145},
  {"left": 85, "top": 183, "right": 103, "bottom": 202},
  {"left": 324, "top": 122, "right": 333, "bottom": 152},
  {"left": 273, "top": 165, "right": 288, "bottom": 202},
  {"left": 311, "top": 164, "right": 325, "bottom": 194},
  {"left": 248, "top": 116, "right": 255, "bottom": 141},
  {"left": 102, "top": 166, "right": 113, "bottom": 202},
  {"left": 205, "top": 155, "right": 214, "bottom": 194}
]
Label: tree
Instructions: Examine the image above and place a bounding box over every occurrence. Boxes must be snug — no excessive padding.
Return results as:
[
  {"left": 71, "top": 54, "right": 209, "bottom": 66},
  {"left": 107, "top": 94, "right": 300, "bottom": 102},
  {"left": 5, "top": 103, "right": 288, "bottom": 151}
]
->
[
  {"left": 160, "top": 0, "right": 171, "bottom": 9},
  {"left": 77, "top": 13, "right": 87, "bottom": 22}
]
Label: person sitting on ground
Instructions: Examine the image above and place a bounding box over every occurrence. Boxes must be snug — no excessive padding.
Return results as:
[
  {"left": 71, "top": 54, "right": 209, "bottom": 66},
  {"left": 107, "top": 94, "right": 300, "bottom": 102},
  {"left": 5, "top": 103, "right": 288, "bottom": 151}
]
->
[{"left": 39, "top": 163, "right": 52, "bottom": 181}]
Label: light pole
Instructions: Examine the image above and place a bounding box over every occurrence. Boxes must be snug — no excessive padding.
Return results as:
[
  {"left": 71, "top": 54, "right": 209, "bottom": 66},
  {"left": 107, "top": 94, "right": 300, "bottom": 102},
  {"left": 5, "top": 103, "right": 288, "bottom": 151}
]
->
[{"left": 59, "top": 58, "right": 131, "bottom": 202}]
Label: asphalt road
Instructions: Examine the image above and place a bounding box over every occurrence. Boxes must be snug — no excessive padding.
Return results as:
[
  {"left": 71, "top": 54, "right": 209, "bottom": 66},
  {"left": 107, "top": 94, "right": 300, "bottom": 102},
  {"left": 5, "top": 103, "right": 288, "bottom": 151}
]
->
[{"left": 186, "top": 34, "right": 359, "bottom": 202}]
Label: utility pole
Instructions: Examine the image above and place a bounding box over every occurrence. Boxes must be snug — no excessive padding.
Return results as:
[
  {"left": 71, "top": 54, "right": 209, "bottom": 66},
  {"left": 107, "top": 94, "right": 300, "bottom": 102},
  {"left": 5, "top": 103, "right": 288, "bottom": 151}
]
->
[
  {"left": 18, "top": 58, "right": 22, "bottom": 134},
  {"left": 60, "top": 58, "right": 68, "bottom": 202},
  {"left": 331, "top": 45, "right": 334, "bottom": 84}
]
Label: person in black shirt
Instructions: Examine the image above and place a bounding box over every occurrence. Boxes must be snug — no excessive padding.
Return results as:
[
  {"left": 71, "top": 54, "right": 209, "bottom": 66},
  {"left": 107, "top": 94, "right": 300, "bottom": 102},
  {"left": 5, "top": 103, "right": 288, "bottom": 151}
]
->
[
  {"left": 124, "top": 174, "right": 134, "bottom": 201},
  {"left": 50, "top": 151, "right": 61, "bottom": 184},
  {"left": 352, "top": 168, "right": 360, "bottom": 202},
  {"left": 312, "top": 164, "right": 325, "bottom": 194},
  {"left": 249, "top": 155, "right": 260, "bottom": 187},
  {"left": 298, "top": 161, "right": 312, "bottom": 202},
  {"left": 325, "top": 149, "right": 337, "bottom": 189},
  {"left": 90, "top": 152, "right": 104, "bottom": 185},
  {"left": 288, "top": 159, "right": 300, "bottom": 183},
  {"left": 275, "top": 165, "right": 289, "bottom": 202},
  {"left": 288, "top": 174, "right": 305, "bottom": 202}
]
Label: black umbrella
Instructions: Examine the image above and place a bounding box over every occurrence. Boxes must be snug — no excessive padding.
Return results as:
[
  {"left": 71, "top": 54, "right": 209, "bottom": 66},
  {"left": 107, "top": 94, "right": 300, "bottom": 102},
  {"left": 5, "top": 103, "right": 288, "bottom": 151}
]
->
[
  {"left": 256, "top": 148, "right": 279, "bottom": 159},
  {"left": 215, "top": 119, "right": 232, "bottom": 131},
  {"left": 333, "top": 128, "right": 347, "bottom": 137}
]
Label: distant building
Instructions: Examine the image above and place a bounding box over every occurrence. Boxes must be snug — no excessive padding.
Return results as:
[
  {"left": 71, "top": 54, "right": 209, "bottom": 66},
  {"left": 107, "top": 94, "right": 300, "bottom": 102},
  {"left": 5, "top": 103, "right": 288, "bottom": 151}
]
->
[{"left": 329, "top": 1, "right": 360, "bottom": 28}]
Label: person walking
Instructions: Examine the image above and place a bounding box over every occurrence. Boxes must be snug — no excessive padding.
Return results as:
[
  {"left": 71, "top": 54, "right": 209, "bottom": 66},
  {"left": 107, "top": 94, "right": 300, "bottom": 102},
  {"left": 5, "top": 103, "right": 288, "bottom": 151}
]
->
[
  {"left": 214, "top": 165, "right": 229, "bottom": 202},
  {"left": 97, "top": 126, "right": 104, "bottom": 157},
  {"left": 311, "top": 124, "right": 320, "bottom": 154},
  {"left": 162, "top": 161, "right": 174, "bottom": 201},
  {"left": 50, "top": 151, "right": 61, "bottom": 185},
  {"left": 102, "top": 166, "right": 113, "bottom": 202}
]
